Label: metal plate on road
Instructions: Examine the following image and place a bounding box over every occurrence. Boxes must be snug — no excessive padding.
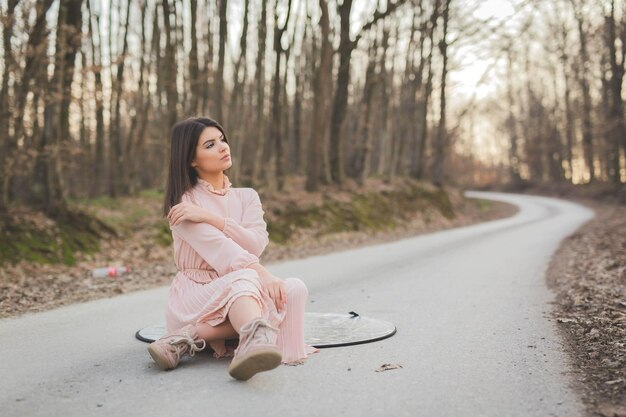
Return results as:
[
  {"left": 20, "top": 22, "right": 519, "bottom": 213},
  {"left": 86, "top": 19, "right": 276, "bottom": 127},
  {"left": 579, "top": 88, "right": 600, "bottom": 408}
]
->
[{"left": 136, "top": 312, "right": 396, "bottom": 348}]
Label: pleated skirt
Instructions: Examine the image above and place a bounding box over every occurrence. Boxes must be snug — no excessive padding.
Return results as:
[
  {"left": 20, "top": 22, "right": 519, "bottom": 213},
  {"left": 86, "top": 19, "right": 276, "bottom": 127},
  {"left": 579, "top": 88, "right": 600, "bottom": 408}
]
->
[{"left": 165, "top": 267, "right": 320, "bottom": 365}]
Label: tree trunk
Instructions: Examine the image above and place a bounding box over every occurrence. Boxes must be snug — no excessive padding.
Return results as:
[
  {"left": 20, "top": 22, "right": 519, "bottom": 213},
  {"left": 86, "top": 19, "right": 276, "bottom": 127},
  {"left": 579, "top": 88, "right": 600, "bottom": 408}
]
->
[
  {"left": 328, "top": 0, "right": 354, "bottom": 184},
  {"left": 291, "top": 48, "right": 305, "bottom": 174},
  {"left": 571, "top": 0, "right": 595, "bottom": 182},
  {"left": 0, "top": 0, "right": 19, "bottom": 209},
  {"left": 109, "top": 0, "right": 131, "bottom": 197},
  {"left": 413, "top": 0, "right": 439, "bottom": 180},
  {"left": 228, "top": 0, "right": 249, "bottom": 184},
  {"left": 354, "top": 37, "right": 379, "bottom": 185},
  {"left": 271, "top": 0, "right": 293, "bottom": 190},
  {"left": 305, "top": 0, "right": 333, "bottom": 191},
  {"left": 432, "top": 0, "right": 450, "bottom": 186},
  {"left": 162, "top": 0, "right": 178, "bottom": 130},
  {"left": 4, "top": 0, "right": 54, "bottom": 206},
  {"left": 506, "top": 49, "right": 522, "bottom": 185},
  {"left": 251, "top": 0, "right": 268, "bottom": 182},
  {"left": 87, "top": 0, "right": 105, "bottom": 197},
  {"left": 125, "top": 0, "right": 150, "bottom": 194},
  {"left": 328, "top": 0, "right": 408, "bottom": 184},
  {"left": 188, "top": 0, "right": 200, "bottom": 115},
  {"left": 33, "top": 0, "right": 83, "bottom": 211},
  {"left": 215, "top": 0, "right": 228, "bottom": 123},
  {"left": 605, "top": 0, "right": 625, "bottom": 184},
  {"left": 372, "top": 26, "right": 391, "bottom": 177}
]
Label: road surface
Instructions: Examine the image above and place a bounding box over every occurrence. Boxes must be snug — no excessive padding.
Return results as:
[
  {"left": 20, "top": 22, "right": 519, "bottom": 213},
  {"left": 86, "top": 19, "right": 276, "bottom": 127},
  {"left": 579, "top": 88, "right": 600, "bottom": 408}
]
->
[{"left": 0, "top": 191, "right": 595, "bottom": 417}]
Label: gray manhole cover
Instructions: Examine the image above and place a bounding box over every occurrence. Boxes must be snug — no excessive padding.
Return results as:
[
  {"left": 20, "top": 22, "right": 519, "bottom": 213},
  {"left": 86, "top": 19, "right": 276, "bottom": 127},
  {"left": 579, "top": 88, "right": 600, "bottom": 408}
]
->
[{"left": 136, "top": 311, "right": 396, "bottom": 348}]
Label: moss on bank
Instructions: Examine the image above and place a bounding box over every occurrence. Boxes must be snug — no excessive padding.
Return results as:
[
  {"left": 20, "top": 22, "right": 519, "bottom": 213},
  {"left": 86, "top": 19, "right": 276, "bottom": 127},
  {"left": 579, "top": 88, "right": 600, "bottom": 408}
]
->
[
  {"left": 266, "top": 182, "right": 455, "bottom": 244},
  {"left": 0, "top": 209, "right": 115, "bottom": 266},
  {"left": 0, "top": 181, "right": 457, "bottom": 265}
]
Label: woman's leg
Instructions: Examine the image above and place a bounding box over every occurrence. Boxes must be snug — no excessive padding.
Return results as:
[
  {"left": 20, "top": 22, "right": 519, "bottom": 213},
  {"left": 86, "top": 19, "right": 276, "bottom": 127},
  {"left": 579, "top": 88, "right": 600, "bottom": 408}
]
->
[
  {"left": 196, "top": 320, "right": 239, "bottom": 358},
  {"left": 196, "top": 320, "right": 238, "bottom": 341},
  {"left": 275, "top": 278, "right": 311, "bottom": 364},
  {"left": 196, "top": 297, "right": 262, "bottom": 358},
  {"left": 227, "top": 296, "right": 263, "bottom": 333}
]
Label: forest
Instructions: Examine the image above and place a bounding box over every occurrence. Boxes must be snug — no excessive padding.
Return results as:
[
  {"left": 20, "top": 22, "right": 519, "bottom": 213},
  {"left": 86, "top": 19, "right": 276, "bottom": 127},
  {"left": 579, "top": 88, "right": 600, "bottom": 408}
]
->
[
  {"left": 2, "top": 2, "right": 625, "bottom": 412},
  {"left": 0, "top": 0, "right": 624, "bottom": 217}
]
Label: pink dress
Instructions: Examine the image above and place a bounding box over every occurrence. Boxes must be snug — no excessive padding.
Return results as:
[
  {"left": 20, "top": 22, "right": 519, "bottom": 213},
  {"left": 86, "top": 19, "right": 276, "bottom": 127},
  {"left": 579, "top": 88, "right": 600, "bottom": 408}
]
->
[{"left": 165, "top": 175, "right": 320, "bottom": 365}]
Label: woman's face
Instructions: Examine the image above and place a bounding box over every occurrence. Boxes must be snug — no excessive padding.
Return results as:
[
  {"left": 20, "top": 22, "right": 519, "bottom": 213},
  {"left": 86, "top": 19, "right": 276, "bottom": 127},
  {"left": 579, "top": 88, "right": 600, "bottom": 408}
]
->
[{"left": 191, "top": 126, "right": 232, "bottom": 176}]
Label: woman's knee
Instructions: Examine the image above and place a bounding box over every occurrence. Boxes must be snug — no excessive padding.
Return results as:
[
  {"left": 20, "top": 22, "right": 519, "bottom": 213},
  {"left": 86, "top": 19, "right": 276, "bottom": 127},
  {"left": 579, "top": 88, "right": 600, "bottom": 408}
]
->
[{"left": 284, "top": 277, "right": 308, "bottom": 300}]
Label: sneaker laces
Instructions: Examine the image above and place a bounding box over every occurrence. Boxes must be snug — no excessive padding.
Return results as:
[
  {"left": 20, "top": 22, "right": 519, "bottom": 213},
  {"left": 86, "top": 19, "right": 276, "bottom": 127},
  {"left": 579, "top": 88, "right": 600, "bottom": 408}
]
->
[
  {"left": 167, "top": 335, "right": 207, "bottom": 359},
  {"left": 235, "top": 318, "right": 279, "bottom": 356}
]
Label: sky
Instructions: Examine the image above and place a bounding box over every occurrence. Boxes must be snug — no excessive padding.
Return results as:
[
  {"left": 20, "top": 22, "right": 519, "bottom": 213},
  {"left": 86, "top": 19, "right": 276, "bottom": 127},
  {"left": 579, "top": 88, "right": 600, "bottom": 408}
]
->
[{"left": 450, "top": 0, "right": 520, "bottom": 100}]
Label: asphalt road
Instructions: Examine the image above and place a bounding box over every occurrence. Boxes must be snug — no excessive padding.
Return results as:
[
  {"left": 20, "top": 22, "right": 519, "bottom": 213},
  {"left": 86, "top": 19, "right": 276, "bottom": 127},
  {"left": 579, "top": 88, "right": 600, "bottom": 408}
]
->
[{"left": 0, "top": 191, "right": 595, "bottom": 417}]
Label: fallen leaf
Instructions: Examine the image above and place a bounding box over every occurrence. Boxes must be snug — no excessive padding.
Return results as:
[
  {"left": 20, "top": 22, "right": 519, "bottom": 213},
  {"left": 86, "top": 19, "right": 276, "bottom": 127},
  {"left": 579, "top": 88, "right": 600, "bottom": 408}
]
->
[
  {"left": 375, "top": 363, "right": 403, "bottom": 372},
  {"left": 556, "top": 317, "right": 577, "bottom": 323}
]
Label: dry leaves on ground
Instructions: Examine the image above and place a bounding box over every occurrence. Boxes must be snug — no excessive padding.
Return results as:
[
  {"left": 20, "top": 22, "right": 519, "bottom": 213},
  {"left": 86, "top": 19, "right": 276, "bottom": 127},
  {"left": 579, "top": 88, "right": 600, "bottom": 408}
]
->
[
  {"left": 546, "top": 200, "right": 626, "bottom": 416},
  {"left": 375, "top": 363, "right": 403, "bottom": 372}
]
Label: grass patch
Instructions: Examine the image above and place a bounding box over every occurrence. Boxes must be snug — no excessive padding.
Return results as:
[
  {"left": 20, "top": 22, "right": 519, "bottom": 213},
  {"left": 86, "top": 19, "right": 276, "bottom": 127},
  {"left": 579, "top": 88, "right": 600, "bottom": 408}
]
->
[
  {"left": 0, "top": 209, "right": 115, "bottom": 266},
  {"left": 266, "top": 182, "right": 455, "bottom": 244},
  {"left": 2, "top": 182, "right": 458, "bottom": 264},
  {"left": 69, "top": 190, "right": 163, "bottom": 235}
]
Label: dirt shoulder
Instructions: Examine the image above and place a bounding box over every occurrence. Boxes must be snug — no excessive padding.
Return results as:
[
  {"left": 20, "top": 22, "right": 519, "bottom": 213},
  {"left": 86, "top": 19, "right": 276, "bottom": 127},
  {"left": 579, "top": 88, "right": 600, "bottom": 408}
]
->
[
  {"left": 545, "top": 198, "right": 626, "bottom": 417},
  {"left": 0, "top": 184, "right": 516, "bottom": 319}
]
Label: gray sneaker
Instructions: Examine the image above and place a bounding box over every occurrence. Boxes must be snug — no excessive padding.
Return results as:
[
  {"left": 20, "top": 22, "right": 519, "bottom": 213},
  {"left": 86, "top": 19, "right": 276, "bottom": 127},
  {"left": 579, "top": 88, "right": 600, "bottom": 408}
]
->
[
  {"left": 228, "top": 317, "right": 282, "bottom": 380},
  {"left": 147, "top": 324, "right": 206, "bottom": 370}
]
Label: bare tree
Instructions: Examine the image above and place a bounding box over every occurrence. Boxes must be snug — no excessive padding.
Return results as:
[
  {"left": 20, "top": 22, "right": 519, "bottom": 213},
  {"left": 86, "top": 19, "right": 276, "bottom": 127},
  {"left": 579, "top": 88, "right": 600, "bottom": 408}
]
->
[
  {"left": 108, "top": 0, "right": 131, "bottom": 197},
  {"left": 328, "top": 0, "right": 408, "bottom": 185},
  {"left": 412, "top": 0, "right": 439, "bottom": 180},
  {"left": 306, "top": 0, "right": 333, "bottom": 191},
  {"left": 215, "top": 0, "right": 228, "bottom": 123},
  {"left": 505, "top": 47, "right": 522, "bottom": 185},
  {"left": 187, "top": 0, "right": 200, "bottom": 115},
  {"left": 432, "top": 0, "right": 451, "bottom": 186},
  {"left": 3, "top": 0, "right": 55, "bottom": 207},
  {"left": 604, "top": 0, "right": 625, "bottom": 184},
  {"left": 252, "top": 0, "right": 268, "bottom": 183},
  {"left": 34, "top": 0, "right": 83, "bottom": 211},
  {"left": 0, "top": 0, "right": 19, "bottom": 210},
  {"left": 570, "top": 0, "right": 595, "bottom": 182},
  {"left": 352, "top": 34, "right": 380, "bottom": 185},
  {"left": 270, "top": 0, "right": 293, "bottom": 190}
]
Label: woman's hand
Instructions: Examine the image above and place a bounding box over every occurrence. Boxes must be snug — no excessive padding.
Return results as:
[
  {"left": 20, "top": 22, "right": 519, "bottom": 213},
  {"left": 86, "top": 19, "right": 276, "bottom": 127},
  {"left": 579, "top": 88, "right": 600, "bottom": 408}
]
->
[
  {"left": 259, "top": 273, "right": 286, "bottom": 312},
  {"left": 168, "top": 202, "right": 213, "bottom": 225}
]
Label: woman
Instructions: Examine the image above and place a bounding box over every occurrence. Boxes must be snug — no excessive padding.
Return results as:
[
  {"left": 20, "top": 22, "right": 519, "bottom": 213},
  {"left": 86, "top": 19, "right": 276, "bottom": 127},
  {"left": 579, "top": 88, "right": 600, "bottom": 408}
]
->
[{"left": 148, "top": 117, "right": 319, "bottom": 380}]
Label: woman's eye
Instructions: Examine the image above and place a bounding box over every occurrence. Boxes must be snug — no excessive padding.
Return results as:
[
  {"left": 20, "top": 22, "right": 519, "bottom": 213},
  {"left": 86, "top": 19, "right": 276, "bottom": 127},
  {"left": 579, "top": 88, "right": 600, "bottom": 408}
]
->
[{"left": 205, "top": 138, "right": 226, "bottom": 148}]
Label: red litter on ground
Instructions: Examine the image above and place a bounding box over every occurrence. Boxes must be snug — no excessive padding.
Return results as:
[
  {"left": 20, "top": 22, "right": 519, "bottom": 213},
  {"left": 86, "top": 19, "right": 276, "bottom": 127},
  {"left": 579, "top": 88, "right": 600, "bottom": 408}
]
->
[{"left": 92, "top": 266, "right": 130, "bottom": 278}]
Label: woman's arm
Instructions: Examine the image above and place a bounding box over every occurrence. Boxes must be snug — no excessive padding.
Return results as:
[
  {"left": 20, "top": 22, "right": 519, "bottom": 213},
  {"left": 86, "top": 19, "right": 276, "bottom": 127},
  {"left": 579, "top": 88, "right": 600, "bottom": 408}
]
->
[
  {"left": 171, "top": 220, "right": 260, "bottom": 277},
  {"left": 246, "top": 262, "right": 286, "bottom": 312},
  {"left": 220, "top": 190, "right": 270, "bottom": 257},
  {"left": 168, "top": 194, "right": 257, "bottom": 275},
  {"left": 168, "top": 189, "right": 269, "bottom": 257}
]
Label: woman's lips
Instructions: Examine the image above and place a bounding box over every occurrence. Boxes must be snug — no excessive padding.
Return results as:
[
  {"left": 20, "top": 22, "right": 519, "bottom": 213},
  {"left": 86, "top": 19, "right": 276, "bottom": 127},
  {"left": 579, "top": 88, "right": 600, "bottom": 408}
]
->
[{"left": 221, "top": 155, "right": 230, "bottom": 160}]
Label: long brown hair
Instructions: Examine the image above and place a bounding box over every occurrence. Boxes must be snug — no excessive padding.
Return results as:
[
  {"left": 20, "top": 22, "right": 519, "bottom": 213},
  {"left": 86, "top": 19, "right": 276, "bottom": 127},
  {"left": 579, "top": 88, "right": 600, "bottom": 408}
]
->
[{"left": 163, "top": 117, "right": 229, "bottom": 216}]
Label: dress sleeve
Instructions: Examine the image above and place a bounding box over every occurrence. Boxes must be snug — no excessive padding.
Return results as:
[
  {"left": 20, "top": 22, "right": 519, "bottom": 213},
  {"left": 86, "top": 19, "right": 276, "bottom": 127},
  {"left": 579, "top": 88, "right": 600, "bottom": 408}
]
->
[
  {"left": 221, "top": 189, "right": 270, "bottom": 257},
  {"left": 170, "top": 189, "right": 259, "bottom": 276},
  {"left": 171, "top": 221, "right": 259, "bottom": 276}
]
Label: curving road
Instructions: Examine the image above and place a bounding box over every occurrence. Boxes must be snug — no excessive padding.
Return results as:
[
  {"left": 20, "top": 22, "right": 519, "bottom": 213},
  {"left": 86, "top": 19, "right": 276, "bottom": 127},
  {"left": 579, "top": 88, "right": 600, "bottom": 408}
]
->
[{"left": 0, "top": 191, "right": 595, "bottom": 417}]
